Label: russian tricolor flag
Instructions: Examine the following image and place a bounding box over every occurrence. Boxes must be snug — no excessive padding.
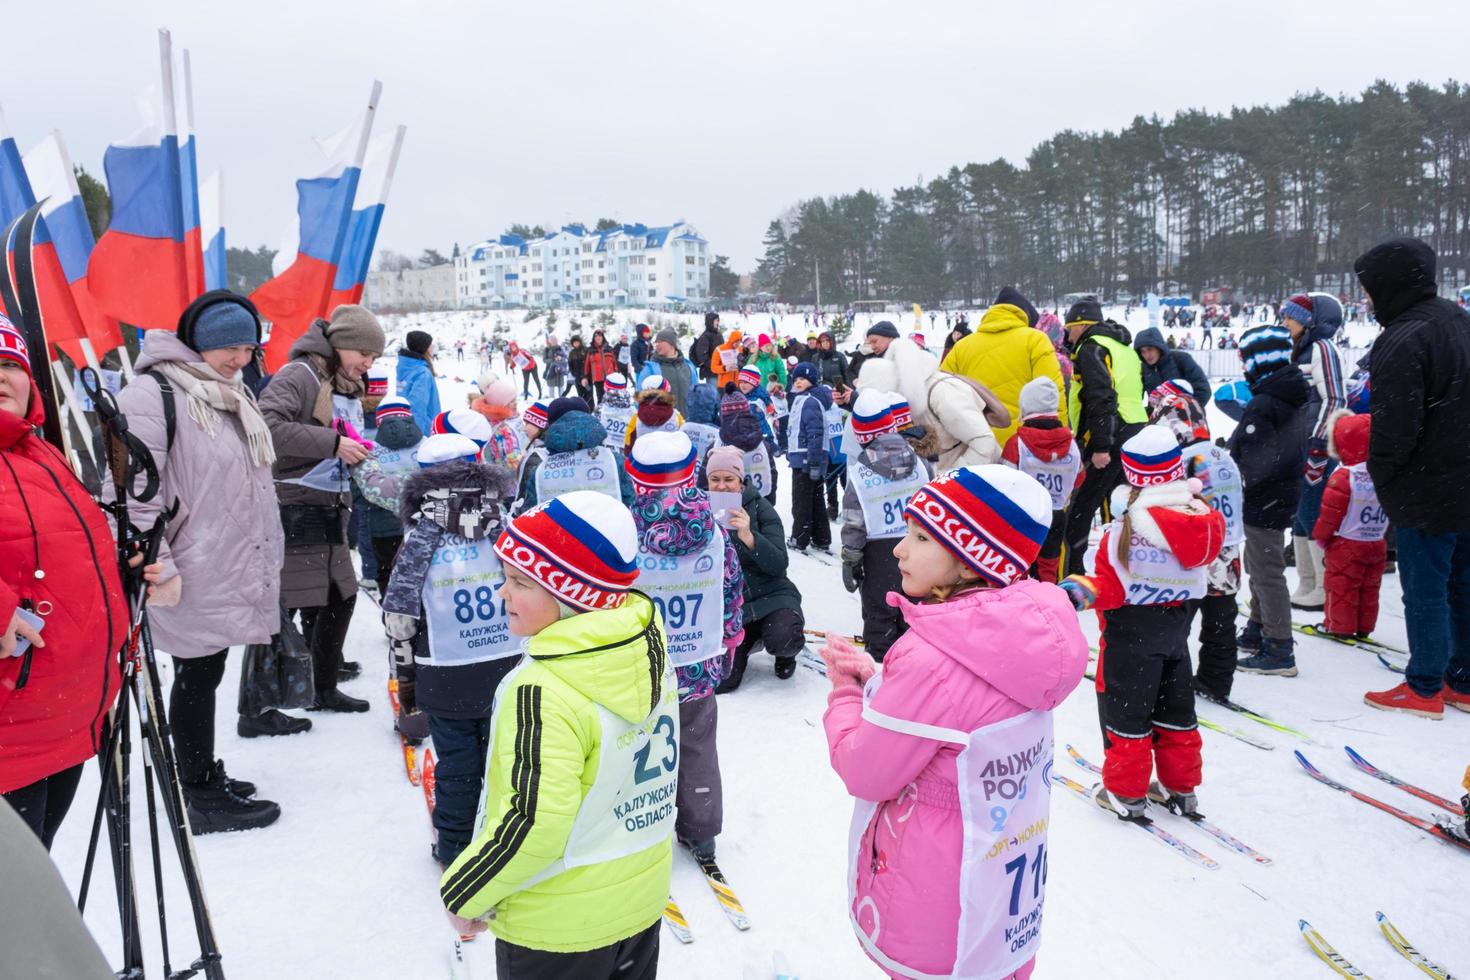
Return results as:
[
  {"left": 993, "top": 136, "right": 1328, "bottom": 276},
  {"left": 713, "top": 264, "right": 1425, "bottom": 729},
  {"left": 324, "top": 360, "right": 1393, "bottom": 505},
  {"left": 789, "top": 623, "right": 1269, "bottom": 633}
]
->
[
  {"left": 200, "top": 169, "right": 225, "bottom": 290},
  {"left": 254, "top": 81, "right": 380, "bottom": 372},
  {"left": 87, "top": 30, "right": 202, "bottom": 331},
  {"left": 24, "top": 132, "right": 124, "bottom": 363},
  {"left": 327, "top": 125, "right": 405, "bottom": 311}
]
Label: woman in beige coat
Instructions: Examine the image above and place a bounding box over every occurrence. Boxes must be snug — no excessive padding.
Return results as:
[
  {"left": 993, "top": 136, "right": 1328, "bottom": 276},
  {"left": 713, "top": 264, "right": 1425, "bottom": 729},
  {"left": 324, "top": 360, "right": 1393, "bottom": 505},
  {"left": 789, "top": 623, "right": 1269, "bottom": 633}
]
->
[
  {"left": 257, "top": 304, "right": 385, "bottom": 715},
  {"left": 859, "top": 338, "right": 1007, "bottom": 471},
  {"left": 115, "top": 291, "right": 286, "bottom": 833}
]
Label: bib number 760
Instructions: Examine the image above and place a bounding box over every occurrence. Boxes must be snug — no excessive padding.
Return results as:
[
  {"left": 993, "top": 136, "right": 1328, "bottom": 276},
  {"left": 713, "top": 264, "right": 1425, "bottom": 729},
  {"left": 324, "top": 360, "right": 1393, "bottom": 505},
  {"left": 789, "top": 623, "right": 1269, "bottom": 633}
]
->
[{"left": 633, "top": 714, "right": 677, "bottom": 784}]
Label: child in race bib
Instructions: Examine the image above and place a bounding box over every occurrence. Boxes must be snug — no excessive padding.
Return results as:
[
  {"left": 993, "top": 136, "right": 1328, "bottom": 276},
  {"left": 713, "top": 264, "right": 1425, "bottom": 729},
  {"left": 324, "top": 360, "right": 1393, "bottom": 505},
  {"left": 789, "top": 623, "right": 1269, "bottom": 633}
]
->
[
  {"left": 1001, "top": 378, "right": 1081, "bottom": 584},
  {"left": 1310, "top": 412, "right": 1390, "bottom": 639},
  {"left": 1060, "top": 426, "right": 1224, "bottom": 821},
  {"left": 824, "top": 464, "right": 1088, "bottom": 980}
]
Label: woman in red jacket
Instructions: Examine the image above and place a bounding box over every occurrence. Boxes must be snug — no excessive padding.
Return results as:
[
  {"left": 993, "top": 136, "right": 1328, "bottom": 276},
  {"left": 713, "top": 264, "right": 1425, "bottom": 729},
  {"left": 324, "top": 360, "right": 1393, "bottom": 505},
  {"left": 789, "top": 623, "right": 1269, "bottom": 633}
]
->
[
  {"left": 581, "top": 329, "right": 618, "bottom": 407},
  {"left": 0, "top": 320, "right": 129, "bottom": 849}
]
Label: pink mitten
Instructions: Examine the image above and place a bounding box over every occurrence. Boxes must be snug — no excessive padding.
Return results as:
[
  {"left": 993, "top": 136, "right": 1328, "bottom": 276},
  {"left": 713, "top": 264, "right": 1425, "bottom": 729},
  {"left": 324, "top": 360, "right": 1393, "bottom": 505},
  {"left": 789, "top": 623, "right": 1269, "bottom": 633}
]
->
[
  {"left": 334, "top": 417, "right": 376, "bottom": 450},
  {"left": 819, "top": 634, "right": 877, "bottom": 689}
]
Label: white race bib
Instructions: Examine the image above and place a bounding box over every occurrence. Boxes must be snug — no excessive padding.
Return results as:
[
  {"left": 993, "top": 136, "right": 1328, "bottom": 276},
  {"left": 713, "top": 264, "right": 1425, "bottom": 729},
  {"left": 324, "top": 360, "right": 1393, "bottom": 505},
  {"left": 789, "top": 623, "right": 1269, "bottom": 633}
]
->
[
  {"left": 1016, "top": 438, "right": 1081, "bottom": 511},
  {"left": 1338, "top": 463, "right": 1388, "bottom": 542},
  {"left": 825, "top": 405, "right": 846, "bottom": 462},
  {"left": 600, "top": 405, "right": 633, "bottom": 449},
  {"left": 1186, "top": 442, "right": 1244, "bottom": 546},
  {"left": 422, "top": 533, "right": 517, "bottom": 665},
  {"left": 786, "top": 394, "right": 811, "bottom": 455},
  {"left": 683, "top": 422, "right": 719, "bottom": 468},
  {"left": 533, "top": 446, "right": 623, "bottom": 503},
  {"left": 1107, "top": 522, "right": 1207, "bottom": 605},
  {"left": 853, "top": 458, "right": 928, "bottom": 540},
  {"left": 742, "top": 443, "right": 773, "bottom": 497},
  {"left": 636, "top": 531, "right": 726, "bottom": 668}
]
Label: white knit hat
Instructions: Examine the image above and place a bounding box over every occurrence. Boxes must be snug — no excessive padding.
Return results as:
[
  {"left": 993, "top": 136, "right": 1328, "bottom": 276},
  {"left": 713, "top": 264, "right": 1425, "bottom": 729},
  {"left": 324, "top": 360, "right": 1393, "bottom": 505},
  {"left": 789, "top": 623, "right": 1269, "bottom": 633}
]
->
[
  {"left": 416, "top": 433, "right": 481, "bottom": 468},
  {"left": 1019, "top": 377, "right": 1060, "bottom": 419},
  {"left": 626, "top": 429, "right": 697, "bottom": 489},
  {"left": 432, "top": 408, "right": 494, "bottom": 447}
]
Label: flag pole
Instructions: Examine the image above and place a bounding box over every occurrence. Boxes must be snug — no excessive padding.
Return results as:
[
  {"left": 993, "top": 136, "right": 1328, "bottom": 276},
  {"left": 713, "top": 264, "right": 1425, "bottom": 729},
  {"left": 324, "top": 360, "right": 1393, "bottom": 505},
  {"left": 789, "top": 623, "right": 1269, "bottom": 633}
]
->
[
  {"left": 318, "top": 80, "right": 381, "bottom": 316},
  {"left": 181, "top": 47, "right": 205, "bottom": 297},
  {"left": 157, "top": 29, "right": 190, "bottom": 310}
]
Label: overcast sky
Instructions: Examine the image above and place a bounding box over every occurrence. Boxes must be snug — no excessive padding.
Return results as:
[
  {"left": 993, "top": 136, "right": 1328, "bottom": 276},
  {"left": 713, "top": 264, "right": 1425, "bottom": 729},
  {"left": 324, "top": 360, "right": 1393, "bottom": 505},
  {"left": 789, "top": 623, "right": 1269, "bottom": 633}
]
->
[{"left": 3, "top": 1, "right": 1466, "bottom": 272}]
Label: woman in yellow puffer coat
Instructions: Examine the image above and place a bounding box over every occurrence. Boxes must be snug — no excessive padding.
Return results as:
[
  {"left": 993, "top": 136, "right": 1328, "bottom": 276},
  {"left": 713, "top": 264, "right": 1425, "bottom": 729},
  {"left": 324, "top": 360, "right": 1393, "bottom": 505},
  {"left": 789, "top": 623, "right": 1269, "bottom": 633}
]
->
[{"left": 940, "top": 286, "right": 1065, "bottom": 446}]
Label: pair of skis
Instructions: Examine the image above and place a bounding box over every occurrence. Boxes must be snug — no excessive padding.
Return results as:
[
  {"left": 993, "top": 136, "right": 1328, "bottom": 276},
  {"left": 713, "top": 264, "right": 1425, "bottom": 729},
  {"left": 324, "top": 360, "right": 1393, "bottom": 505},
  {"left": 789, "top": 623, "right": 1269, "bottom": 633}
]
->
[
  {"left": 664, "top": 846, "right": 751, "bottom": 944},
  {"left": 1061, "top": 745, "right": 1272, "bottom": 866},
  {"left": 1296, "top": 750, "right": 1470, "bottom": 854},
  {"left": 1301, "top": 913, "right": 1458, "bottom": 979},
  {"left": 387, "top": 677, "right": 421, "bottom": 786},
  {"left": 419, "top": 750, "right": 483, "bottom": 980}
]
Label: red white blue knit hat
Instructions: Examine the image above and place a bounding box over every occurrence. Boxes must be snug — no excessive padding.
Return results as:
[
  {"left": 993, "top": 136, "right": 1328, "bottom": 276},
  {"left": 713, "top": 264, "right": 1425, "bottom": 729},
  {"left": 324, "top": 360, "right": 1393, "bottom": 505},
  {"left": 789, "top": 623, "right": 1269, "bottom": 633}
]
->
[
  {"left": 375, "top": 395, "right": 414, "bottom": 424},
  {"left": 416, "top": 433, "right": 481, "bottom": 468},
  {"left": 523, "top": 400, "right": 549, "bottom": 430},
  {"left": 1121, "top": 425, "right": 1185, "bottom": 488},
  {"left": 365, "top": 366, "right": 389, "bottom": 398},
  {"left": 626, "top": 429, "right": 697, "bottom": 490},
  {"left": 606, "top": 372, "right": 628, "bottom": 392},
  {"left": 1146, "top": 379, "right": 1194, "bottom": 409},
  {"left": 494, "top": 491, "right": 640, "bottom": 612},
  {"left": 889, "top": 396, "right": 912, "bottom": 430},
  {"left": 851, "top": 388, "right": 897, "bottom": 444},
  {"left": 737, "top": 365, "right": 763, "bottom": 389},
  {"left": 432, "top": 408, "right": 493, "bottom": 448},
  {"left": 0, "top": 315, "right": 29, "bottom": 372},
  {"left": 903, "top": 465, "right": 1052, "bottom": 587},
  {"left": 640, "top": 374, "right": 670, "bottom": 392}
]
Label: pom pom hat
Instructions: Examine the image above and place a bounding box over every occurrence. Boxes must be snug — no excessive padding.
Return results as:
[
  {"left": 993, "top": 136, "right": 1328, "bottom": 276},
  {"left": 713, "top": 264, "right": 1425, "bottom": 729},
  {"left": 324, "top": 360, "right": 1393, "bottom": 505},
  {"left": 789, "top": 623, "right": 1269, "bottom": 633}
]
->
[
  {"left": 432, "top": 408, "right": 493, "bottom": 448},
  {"left": 626, "top": 429, "right": 698, "bottom": 489},
  {"left": 1121, "top": 425, "right": 1185, "bottom": 488},
  {"left": 522, "top": 400, "right": 549, "bottom": 430},
  {"left": 494, "top": 490, "right": 640, "bottom": 612},
  {"left": 416, "top": 433, "right": 481, "bottom": 468},
  {"left": 375, "top": 395, "right": 414, "bottom": 424},
  {"left": 0, "top": 316, "right": 30, "bottom": 372},
  {"left": 850, "top": 388, "right": 897, "bottom": 444},
  {"left": 903, "top": 464, "right": 1052, "bottom": 587}
]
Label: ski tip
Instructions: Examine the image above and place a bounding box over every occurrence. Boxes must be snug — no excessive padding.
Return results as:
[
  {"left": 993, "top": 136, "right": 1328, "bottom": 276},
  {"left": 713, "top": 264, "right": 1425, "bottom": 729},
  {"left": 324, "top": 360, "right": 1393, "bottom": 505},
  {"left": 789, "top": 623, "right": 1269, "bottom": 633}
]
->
[
  {"left": 1343, "top": 745, "right": 1369, "bottom": 767},
  {"left": 1298, "top": 918, "right": 1312, "bottom": 932},
  {"left": 1293, "top": 750, "right": 1317, "bottom": 773},
  {"left": 1373, "top": 910, "right": 1386, "bottom": 924}
]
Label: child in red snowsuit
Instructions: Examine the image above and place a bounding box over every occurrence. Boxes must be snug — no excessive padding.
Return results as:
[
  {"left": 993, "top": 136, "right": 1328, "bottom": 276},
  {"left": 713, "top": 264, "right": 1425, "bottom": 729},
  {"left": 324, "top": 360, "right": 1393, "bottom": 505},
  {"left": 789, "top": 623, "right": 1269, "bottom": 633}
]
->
[
  {"left": 1311, "top": 412, "right": 1388, "bottom": 638},
  {"left": 1061, "top": 425, "right": 1225, "bottom": 819},
  {"left": 1001, "top": 377, "right": 1083, "bottom": 583}
]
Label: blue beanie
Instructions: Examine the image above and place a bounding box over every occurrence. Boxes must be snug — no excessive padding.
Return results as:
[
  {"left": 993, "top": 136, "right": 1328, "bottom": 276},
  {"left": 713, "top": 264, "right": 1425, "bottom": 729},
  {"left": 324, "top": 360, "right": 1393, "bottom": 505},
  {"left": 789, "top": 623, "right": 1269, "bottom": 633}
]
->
[{"left": 191, "top": 301, "right": 260, "bottom": 352}]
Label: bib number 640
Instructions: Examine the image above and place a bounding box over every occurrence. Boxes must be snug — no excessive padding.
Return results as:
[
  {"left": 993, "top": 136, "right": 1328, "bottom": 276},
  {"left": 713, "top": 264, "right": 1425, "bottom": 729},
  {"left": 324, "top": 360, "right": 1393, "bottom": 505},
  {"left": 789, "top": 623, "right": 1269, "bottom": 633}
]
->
[{"left": 633, "top": 714, "right": 677, "bottom": 784}]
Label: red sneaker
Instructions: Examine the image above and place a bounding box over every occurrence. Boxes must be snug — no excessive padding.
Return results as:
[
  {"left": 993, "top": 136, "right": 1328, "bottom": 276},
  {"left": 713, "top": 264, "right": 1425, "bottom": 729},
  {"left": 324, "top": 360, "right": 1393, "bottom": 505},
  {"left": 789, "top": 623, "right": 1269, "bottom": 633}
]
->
[
  {"left": 1364, "top": 683, "right": 1443, "bottom": 720},
  {"left": 1443, "top": 686, "right": 1470, "bottom": 714}
]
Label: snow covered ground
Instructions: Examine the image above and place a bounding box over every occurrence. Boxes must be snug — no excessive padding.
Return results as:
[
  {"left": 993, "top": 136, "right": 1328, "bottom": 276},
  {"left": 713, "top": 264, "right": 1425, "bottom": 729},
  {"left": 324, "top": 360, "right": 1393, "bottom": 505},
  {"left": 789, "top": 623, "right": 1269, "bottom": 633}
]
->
[{"left": 46, "top": 310, "right": 1470, "bottom": 979}]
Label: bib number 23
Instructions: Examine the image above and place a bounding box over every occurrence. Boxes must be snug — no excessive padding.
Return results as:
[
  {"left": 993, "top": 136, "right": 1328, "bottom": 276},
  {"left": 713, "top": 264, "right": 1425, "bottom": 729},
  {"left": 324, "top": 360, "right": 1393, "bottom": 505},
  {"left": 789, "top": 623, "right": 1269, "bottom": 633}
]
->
[{"left": 633, "top": 714, "right": 677, "bottom": 784}]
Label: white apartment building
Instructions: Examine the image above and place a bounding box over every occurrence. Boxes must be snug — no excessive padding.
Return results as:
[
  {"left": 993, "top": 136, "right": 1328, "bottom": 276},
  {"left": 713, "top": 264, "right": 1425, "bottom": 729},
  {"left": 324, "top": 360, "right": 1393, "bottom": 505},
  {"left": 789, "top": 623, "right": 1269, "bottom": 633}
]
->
[
  {"left": 455, "top": 221, "right": 710, "bottom": 308},
  {"left": 362, "top": 263, "right": 457, "bottom": 310}
]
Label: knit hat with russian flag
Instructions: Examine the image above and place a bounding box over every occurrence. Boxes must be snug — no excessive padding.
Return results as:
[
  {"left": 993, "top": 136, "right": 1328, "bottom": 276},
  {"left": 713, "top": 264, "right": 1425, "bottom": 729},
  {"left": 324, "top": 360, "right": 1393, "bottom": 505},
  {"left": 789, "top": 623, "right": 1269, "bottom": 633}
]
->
[
  {"left": 0, "top": 315, "right": 29, "bottom": 373},
  {"left": 432, "top": 408, "right": 493, "bottom": 448},
  {"left": 903, "top": 464, "right": 1052, "bottom": 587},
  {"left": 1121, "top": 425, "right": 1185, "bottom": 488},
  {"left": 494, "top": 491, "right": 640, "bottom": 612},
  {"left": 626, "top": 429, "right": 697, "bottom": 490},
  {"left": 888, "top": 396, "right": 913, "bottom": 430},
  {"left": 737, "top": 365, "right": 763, "bottom": 389},
  {"left": 605, "top": 372, "right": 628, "bottom": 392},
  {"left": 522, "top": 400, "right": 550, "bottom": 431},
  {"left": 850, "top": 388, "right": 897, "bottom": 445},
  {"left": 365, "top": 366, "right": 389, "bottom": 399},
  {"left": 375, "top": 395, "right": 414, "bottom": 424},
  {"left": 640, "top": 374, "right": 670, "bottom": 393}
]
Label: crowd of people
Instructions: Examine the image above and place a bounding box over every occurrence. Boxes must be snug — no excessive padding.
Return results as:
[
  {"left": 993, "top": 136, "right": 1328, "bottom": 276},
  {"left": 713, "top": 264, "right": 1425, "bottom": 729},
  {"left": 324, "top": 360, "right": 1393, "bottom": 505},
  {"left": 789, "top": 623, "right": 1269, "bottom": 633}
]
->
[{"left": 2, "top": 234, "right": 1468, "bottom": 979}]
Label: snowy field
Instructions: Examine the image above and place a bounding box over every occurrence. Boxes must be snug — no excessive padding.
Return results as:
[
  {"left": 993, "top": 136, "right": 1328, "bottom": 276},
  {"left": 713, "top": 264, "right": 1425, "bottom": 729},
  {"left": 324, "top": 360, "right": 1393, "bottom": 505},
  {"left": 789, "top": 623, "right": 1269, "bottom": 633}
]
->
[{"left": 46, "top": 307, "right": 1470, "bottom": 979}]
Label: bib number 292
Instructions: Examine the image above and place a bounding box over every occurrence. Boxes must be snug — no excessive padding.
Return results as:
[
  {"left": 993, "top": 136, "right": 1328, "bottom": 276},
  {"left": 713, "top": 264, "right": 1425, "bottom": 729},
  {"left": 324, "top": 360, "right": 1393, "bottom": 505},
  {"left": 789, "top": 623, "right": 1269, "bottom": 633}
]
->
[{"left": 633, "top": 714, "right": 677, "bottom": 784}]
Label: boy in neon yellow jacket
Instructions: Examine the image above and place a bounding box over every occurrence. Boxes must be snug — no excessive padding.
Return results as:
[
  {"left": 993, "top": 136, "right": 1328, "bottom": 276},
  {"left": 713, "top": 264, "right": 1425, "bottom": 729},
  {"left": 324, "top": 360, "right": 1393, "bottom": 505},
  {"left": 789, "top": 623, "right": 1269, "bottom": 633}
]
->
[{"left": 440, "top": 491, "right": 675, "bottom": 975}]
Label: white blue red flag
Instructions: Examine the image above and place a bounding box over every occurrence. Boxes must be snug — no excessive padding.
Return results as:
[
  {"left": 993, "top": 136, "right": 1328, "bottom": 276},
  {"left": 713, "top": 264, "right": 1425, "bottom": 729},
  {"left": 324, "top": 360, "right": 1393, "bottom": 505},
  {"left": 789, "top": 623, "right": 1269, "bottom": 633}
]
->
[
  {"left": 327, "top": 124, "right": 405, "bottom": 310},
  {"left": 200, "top": 169, "right": 225, "bottom": 291}
]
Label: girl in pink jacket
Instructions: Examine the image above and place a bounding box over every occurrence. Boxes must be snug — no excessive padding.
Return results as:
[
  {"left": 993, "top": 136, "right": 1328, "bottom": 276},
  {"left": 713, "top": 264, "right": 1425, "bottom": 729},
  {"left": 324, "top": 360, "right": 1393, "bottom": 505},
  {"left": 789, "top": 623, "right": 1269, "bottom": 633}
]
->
[{"left": 823, "top": 464, "right": 1089, "bottom": 980}]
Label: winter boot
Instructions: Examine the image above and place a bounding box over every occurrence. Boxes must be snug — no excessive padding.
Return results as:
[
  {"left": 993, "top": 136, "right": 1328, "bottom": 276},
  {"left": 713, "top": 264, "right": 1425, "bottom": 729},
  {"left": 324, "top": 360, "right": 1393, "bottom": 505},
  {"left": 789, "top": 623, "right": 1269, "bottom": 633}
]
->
[
  {"left": 715, "top": 647, "right": 750, "bottom": 694},
  {"left": 1148, "top": 780, "right": 1199, "bottom": 817},
  {"left": 396, "top": 709, "right": 430, "bottom": 744},
  {"left": 338, "top": 660, "right": 363, "bottom": 682},
  {"left": 236, "top": 708, "right": 312, "bottom": 738},
  {"left": 773, "top": 655, "right": 797, "bottom": 680},
  {"left": 1289, "top": 536, "right": 1324, "bottom": 610},
  {"left": 310, "top": 688, "right": 370, "bottom": 713},
  {"left": 212, "top": 759, "right": 256, "bottom": 799},
  {"left": 1236, "top": 619, "right": 1264, "bottom": 656},
  {"left": 1364, "top": 683, "right": 1443, "bottom": 720},
  {"left": 1092, "top": 783, "right": 1148, "bottom": 821},
  {"left": 786, "top": 536, "right": 806, "bottom": 553},
  {"left": 680, "top": 837, "right": 717, "bottom": 862},
  {"left": 183, "top": 768, "right": 281, "bottom": 834},
  {"left": 1237, "top": 637, "right": 1298, "bottom": 677}
]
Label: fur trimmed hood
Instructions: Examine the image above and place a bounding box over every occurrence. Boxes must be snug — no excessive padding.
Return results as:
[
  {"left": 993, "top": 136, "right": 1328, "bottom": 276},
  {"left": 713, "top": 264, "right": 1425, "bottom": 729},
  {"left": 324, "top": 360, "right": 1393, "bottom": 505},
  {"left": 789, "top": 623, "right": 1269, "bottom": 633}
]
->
[{"left": 399, "top": 460, "right": 517, "bottom": 525}]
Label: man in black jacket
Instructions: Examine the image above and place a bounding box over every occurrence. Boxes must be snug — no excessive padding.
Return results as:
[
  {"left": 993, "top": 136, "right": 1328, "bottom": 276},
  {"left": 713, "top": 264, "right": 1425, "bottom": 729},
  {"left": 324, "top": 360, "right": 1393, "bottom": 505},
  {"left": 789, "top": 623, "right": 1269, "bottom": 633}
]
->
[
  {"left": 1357, "top": 238, "right": 1470, "bottom": 718},
  {"left": 691, "top": 312, "right": 724, "bottom": 382},
  {"left": 1230, "top": 325, "right": 1309, "bottom": 677},
  {"left": 1133, "top": 326, "right": 1212, "bottom": 407},
  {"left": 1061, "top": 299, "right": 1148, "bottom": 574}
]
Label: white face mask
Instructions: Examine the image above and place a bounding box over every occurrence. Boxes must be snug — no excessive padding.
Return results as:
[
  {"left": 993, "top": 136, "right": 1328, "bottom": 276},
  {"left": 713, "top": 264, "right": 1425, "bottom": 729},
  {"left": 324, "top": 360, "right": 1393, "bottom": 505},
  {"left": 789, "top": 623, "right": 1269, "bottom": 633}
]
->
[{"left": 859, "top": 342, "right": 875, "bottom": 356}]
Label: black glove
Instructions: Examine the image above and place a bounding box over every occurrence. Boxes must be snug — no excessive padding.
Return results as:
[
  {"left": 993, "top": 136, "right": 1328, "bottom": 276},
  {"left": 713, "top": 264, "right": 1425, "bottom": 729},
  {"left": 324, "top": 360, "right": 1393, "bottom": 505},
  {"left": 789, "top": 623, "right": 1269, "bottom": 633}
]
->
[
  {"left": 842, "top": 557, "right": 863, "bottom": 593},
  {"left": 808, "top": 467, "right": 823, "bottom": 482}
]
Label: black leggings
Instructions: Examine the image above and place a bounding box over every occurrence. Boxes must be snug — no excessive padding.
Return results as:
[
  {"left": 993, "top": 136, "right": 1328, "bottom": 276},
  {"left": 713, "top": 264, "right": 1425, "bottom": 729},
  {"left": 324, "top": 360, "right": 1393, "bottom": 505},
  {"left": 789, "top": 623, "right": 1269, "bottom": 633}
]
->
[
  {"left": 2, "top": 762, "right": 85, "bottom": 850},
  {"left": 171, "top": 649, "right": 229, "bottom": 785},
  {"left": 294, "top": 584, "right": 357, "bottom": 696}
]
